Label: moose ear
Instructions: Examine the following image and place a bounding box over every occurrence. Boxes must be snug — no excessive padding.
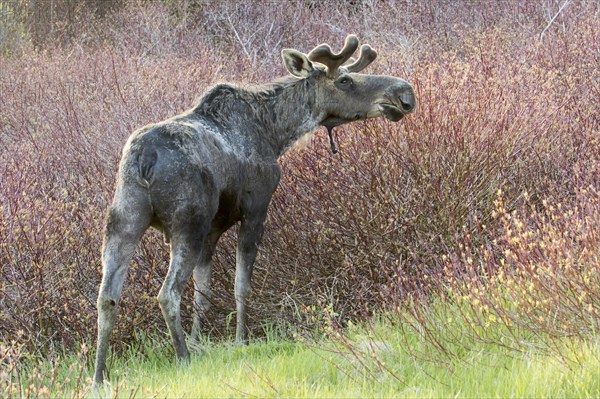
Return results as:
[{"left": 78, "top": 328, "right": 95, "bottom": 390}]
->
[{"left": 282, "top": 49, "right": 314, "bottom": 78}]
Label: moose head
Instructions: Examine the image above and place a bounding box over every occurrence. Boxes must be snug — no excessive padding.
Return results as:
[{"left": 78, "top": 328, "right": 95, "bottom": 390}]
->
[{"left": 282, "top": 34, "right": 416, "bottom": 136}]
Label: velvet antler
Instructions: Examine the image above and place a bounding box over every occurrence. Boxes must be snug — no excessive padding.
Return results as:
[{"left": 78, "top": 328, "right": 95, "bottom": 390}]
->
[
  {"left": 308, "top": 34, "right": 359, "bottom": 77},
  {"left": 346, "top": 44, "right": 378, "bottom": 73}
]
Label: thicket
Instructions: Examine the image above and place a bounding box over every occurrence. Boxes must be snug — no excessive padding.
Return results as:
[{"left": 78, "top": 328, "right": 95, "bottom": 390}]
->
[{"left": 0, "top": 0, "right": 598, "bottom": 369}]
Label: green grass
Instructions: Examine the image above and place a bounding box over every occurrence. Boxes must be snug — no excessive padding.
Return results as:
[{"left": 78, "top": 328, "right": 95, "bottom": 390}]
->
[
  {"left": 78, "top": 324, "right": 598, "bottom": 398},
  {"left": 5, "top": 305, "right": 598, "bottom": 398}
]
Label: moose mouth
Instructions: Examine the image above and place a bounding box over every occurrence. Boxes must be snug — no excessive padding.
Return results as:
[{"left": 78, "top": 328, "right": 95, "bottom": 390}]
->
[
  {"left": 321, "top": 102, "right": 409, "bottom": 128},
  {"left": 378, "top": 103, "right": 405, "bottom": 122}
]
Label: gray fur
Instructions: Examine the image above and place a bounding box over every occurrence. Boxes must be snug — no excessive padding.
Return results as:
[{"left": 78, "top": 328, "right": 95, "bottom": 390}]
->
[{"left": 93, "top": 35, "right": 415, "bottom": 385}]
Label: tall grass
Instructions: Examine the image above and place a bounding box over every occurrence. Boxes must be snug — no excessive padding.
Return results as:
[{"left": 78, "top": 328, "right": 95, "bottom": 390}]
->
[
  {"left": 2, "top": 317, "right": 598, "bottom": 398},
  {"left": 0, "top": 0, "right": 598, "bottom": 392}
]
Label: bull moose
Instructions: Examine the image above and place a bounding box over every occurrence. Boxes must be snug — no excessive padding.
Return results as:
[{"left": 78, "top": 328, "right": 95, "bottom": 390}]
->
[{"left": 94, "top": 35, "right": 416, "bottom": 385}]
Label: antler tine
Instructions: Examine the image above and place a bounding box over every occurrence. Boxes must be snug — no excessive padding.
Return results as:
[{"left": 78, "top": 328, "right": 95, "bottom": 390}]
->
[
  {"left": 308, "top": 34, "right": 359, "bottom": 77},
  {"left": 345, "top": 44, "right": 378, "bottom": 73}
]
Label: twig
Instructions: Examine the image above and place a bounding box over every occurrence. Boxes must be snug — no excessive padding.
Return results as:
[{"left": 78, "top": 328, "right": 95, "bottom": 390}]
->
[{"left": 540, "top": 0, "right": 572, "bottom": 41}]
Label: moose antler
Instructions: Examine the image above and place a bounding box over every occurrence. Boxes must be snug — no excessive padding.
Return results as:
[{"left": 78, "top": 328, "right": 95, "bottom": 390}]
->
[
  {"left": 346, "top": 44, "right": 377, "bottom": 73},
  {"left": 308, "top": 34, "right": 359, "bottom": 77}
]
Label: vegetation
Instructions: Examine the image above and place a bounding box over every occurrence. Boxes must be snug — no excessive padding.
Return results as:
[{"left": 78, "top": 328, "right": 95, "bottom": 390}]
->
[
  {"left": 1, "top": 0, "right": 598, "bottom": 397},
  {"left": 3, "top": 312, "right": 599, "bottom": 398}
]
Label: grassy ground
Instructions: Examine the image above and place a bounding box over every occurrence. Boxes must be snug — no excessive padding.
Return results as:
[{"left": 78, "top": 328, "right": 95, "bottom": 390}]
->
[
  {"left": 10, "top": 318, "right": 597, "bottom": 399},
  {"left": 95, "top": 337, "right": 598, "bottom": 398}
]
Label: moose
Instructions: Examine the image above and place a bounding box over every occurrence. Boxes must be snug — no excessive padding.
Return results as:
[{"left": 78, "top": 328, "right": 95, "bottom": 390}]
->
[{"left": 94, "top": 35, "right": 415, "bottom": 385}]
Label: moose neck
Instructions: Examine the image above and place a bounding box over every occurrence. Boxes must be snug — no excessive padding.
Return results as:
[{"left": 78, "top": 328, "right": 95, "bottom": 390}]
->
[
  {"left": 261, "top": 76, "right": 323, "bottom": 157},
  {"left": 194, "top": 77, "right": 322, "bottom": 160}
]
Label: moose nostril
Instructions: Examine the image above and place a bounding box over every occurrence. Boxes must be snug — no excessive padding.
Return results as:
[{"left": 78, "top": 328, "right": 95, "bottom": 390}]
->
[
  {"left": 399, "top": 98, "right": 413, "bottom": 111},
  {"left": 399, "top": 97, "right": 414, "bottom": 112},
  {"left": 398, "top": 89, "right": 415, "bottom": 112}
]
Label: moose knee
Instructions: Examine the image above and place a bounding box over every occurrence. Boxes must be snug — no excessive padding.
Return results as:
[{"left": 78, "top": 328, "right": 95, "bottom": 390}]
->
[
  {"left": 234, "top": 280, "right": 251, "bottom": 302},
  {"left": 157, "top": 290, "right": 180, "bottom": 316},
  {"left": 157, "top": 291, "right": 169, "bottom": 308},
  {"left": 97, "top": 295, "right": 117, "bottom": 311}
]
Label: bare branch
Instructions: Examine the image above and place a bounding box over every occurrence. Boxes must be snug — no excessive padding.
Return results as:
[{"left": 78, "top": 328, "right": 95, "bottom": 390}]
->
[{"left": 540, "top": 0, "right": 572, "bottom": 41}]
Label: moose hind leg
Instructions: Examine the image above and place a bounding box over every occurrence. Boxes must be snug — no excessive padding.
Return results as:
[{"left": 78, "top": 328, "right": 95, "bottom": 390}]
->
[
  {"left": 190, "top": 231, "right": 223, "bottom": 341},
  {"left": 235, "top": 216, "right": 267, "bottom": 344},
  {"left": 94, "top": 203, "right": 149, "bottom": 385},
  {"left": 158, "top": 227, "right": 207, "bottom": 362},
  {"left": 191, "top": 263, "right": 212, "bottom": 342}
]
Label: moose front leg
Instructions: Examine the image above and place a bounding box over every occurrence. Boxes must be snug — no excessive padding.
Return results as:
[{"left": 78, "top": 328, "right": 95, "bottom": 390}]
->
[{"left": 234, "top": 215, "right": 266, "bottom": 344}]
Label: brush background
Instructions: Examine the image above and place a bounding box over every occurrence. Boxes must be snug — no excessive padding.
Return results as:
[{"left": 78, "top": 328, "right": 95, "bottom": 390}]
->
[{"left": 0, "top": 0, "right": 598, "bottom": 360}]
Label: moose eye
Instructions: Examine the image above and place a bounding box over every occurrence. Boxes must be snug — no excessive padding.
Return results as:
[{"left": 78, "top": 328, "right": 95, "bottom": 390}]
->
[{"left": 337, "top": 76, "right": 353, "bottom": 86}]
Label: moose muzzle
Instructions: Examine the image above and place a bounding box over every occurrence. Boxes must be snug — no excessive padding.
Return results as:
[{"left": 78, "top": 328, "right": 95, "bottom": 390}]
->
[{"left": 379, "top": 83, "right": 416, "bottom": 121}]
